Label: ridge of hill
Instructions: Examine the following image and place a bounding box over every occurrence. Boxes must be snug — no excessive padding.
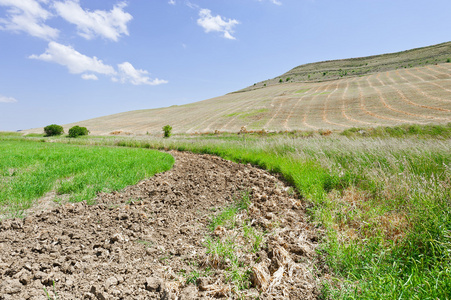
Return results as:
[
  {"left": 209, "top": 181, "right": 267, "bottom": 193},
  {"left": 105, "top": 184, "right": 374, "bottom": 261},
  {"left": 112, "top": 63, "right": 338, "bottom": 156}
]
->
[
  {"left": 239, "top": 41, "right": 451, "bottom": 92},
  {"left": 23, "top": 42, "right": 451, "bottom": 136}
]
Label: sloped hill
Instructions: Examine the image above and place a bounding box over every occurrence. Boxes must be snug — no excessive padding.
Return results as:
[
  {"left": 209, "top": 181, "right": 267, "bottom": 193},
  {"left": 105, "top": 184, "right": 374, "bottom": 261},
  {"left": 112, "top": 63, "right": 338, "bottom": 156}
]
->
[
  {"left": 23, "top": 43, "right": 451, "bottom": 136},
  {"left": 242, "top": 41, "right": 451, "bottom": 91}
]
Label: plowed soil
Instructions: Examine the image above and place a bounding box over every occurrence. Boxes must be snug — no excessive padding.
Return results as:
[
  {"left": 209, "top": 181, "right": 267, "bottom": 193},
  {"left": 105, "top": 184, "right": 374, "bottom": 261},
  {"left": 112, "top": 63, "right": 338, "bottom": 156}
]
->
[{"left": 0, "top": 151, "right": 320, "bottom": 299}]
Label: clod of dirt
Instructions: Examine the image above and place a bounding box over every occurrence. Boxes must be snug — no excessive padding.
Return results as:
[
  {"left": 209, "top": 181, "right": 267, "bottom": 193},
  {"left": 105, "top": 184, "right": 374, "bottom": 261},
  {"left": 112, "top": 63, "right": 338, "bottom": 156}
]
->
[{"left": 0, "top": 151, "right": 320, "bottom": 299}]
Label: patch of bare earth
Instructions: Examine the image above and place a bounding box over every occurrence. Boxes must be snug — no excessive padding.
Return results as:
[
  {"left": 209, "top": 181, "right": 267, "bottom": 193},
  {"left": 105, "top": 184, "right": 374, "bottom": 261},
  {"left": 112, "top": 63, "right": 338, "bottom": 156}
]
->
[{"left": 0, "top": 151, "right": 320, "bottom": 299}]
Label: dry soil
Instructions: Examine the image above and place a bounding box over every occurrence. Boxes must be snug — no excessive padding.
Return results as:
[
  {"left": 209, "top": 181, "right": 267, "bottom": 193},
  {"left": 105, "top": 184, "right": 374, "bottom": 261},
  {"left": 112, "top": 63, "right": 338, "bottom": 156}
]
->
[{"left": 0, "top": 151, "right": 320, "bottom": 299}]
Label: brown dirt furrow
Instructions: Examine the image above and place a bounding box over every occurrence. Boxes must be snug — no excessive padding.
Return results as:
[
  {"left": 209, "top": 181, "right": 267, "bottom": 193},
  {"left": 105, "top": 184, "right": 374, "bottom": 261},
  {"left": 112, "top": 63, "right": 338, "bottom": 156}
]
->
[
  {"left": 397, "top": 70, "right": 451, "bottom": 103},
  {"left": 302, "top": 80, "right": 340, "bottom": 130},
  {"left": 321, "top": 79, "right": 352, "bottom": 128},
  {"left": 0, "top": 151, "right": 319, "bottom": 300},
  {"left": 435, "top": 63, "right": 451, "bottom": 73},
  {"left": 187, "top": 97, "right": 254, "bottom": 133},
  {"left": 283, "top": 84, "right": 323, "bottom": 131},
  {"left": 356, "top": 79, "right": 404, "bottom": 124},
  {"left": 384, "top": 72, "right": 451, "bottom": 115},
  {"left": 405, "top": 69, "right": 451, "bottom": 94},
  {"left": 373, "top": 74, "right": 448, "bottom": 120},
  {"left": 365, "top": 75, "right": 413, "bottom": 123},
  {"left": 340, "top": 78, "right": 373, "bottom": 126},
  {"left": 325, "top": 78, "right": 362, "bottom": 128},
  {"left": 425, "top": 65, "right": 451, "bottom": 80}
]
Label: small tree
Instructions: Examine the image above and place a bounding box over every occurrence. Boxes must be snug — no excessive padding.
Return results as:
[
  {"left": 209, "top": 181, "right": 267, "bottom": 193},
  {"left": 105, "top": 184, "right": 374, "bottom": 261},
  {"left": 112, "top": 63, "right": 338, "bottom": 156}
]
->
[
  {"left": 44, "top": 124, "right": 64, "bottom": 136},
  {"left": 162, "top": 125, "right": 172, "bottom": 138},
  {"left": 68, "top": 126, "right": 89, "bottom": 138}
]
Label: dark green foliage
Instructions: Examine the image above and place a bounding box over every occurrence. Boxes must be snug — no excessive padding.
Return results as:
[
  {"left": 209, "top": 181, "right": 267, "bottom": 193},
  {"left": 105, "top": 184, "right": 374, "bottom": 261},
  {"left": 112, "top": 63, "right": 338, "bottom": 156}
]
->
[
  {"left": 68, "top": 126, "right": 89, "bottom": 138},
  {"left": 279, "top": 79, "right": 283, "bottom": 83},
  {"left": 44, "top": 124, "right": 64, "bottom": 136},
  {"left": 162, "top": 125, "right": 172, "bottom": 138},
  {"left": 286, "top": 77, "right": 290, "bottom": 81}
]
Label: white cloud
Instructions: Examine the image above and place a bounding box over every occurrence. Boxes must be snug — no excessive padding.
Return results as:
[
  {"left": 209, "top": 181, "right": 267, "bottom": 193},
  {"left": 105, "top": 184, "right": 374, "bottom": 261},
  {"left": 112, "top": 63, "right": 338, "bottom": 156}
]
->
[
  {"left": 29, "top": 42, "right": 116, "bottom": 78},
  {"left": 29, "top": 42, "right": 166, "bottom": 85},
  {"left": 257, "top": 0, "right": 282, "bottom": 5},
  {"left": 197, "top": 8, "right": 239, "bottom": 40},
  {"left": 0, "top": 95, "right": 17, "bottom": 103},
  {"left": 53, "top": 0, "right": 132, "bottom": 41},
  {"left": 81, "top": 74, "right": 98, "bottom": 80},
  {"left": 0, "top": 0, "right": 59, "bottom": 40},
  {"left": 117, "top": 62, "right": 168, "bottom": 86},
  {"left": 168, "top": 0, "right": 176, "bottom": 5}
]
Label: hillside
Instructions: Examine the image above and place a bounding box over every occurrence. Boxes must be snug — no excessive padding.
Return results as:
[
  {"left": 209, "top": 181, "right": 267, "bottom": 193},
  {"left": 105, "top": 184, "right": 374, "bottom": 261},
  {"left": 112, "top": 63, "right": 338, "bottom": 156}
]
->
[
  {"left": 23, "top": 43, "right": 451, "bottom": 136},
  {"left": 242, "top": 41, "right": 451, "bottom": 91}
]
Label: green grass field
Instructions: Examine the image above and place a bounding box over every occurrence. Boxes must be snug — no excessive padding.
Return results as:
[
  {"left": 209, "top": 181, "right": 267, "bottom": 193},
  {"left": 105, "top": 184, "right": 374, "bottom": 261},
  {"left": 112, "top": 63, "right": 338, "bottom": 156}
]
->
[
  {"left": 0, "top": 138, "right": 174, "bottom": 218},
  {"left": 35, "top": 127, "right": 450, "bottom": 299},
  {"left": 2, "top": 125, "right": 450, "bottom": 298}
]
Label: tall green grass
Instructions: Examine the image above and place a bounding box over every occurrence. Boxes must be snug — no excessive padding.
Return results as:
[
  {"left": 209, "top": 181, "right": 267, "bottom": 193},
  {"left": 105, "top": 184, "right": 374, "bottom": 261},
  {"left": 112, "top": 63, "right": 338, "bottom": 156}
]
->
[{"left": 0, "top": 139, "right": 174, "bottom": 217}]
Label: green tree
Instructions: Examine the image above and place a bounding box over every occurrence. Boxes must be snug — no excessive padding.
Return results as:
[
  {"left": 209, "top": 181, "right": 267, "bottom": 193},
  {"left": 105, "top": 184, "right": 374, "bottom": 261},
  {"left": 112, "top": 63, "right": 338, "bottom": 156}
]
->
[
  {"left": 162, "top": 125, "right": 172, "bottom": 138},
  {"left": 44, "top": 124, "right": 64, "bottom": 136},
  {"left": 68, "top": 126, "right": 89, "bottom": 138}
]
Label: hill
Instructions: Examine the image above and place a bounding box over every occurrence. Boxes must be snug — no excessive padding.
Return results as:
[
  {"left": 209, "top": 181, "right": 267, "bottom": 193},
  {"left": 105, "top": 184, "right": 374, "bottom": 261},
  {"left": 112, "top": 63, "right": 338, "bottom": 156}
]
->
[
  {"left": 23, "top": 42, "right": 451, "bottom": 135},
  {"left": 241, "top": 41, "right": 451, "bottom": 92}
]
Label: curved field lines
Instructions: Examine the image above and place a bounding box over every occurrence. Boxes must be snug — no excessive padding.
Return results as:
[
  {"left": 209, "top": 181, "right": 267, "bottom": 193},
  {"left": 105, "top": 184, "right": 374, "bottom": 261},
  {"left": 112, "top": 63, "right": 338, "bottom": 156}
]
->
[
  {"left": 396, "top": 70, "right": 451, "bottom": 104},
  {"left": 338, "top": 78, "right": 374, "bottom": 127},
  {"left": 364, "top": 74, "right": 415, "bottom": 124},
  {"left": 382, "top": 72, "right": 451, "bottom": 118},
  {"left": 283, "top": 84, "right": 323, "bottom": 131},
  {"left": 424, "top": 65, "right": 451, "bottom": 80},
  {"left": 404, "top": 68, "right": 451, "bottom": 95},
  {"left": 41, "top": 63, "right": 451, "bottom": 136},
  {"left": 321, "top": 77, "right": 364, "bottom": 129},
  {"left": 300, "top": 80, "right": 340, "bottom": 130}
]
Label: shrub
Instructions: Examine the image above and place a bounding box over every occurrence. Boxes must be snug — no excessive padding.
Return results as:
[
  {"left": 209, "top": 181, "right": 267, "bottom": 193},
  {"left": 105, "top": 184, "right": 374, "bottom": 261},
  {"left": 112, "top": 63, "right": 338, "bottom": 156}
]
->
[
  {"left": 447, "top": 58, "right": 451, "bottom": 63},
  {"left": 44, "top": 124, "right": 64, "bottom": 136},
  {"left": 68, "top": 126, "right": 89, "bottom": 138},
  {"left": 162, "top": 125, "right": 172, "bottom": 138},
  {"left": 279, "top": 79, "right": 283, "bottom": 83},
  {"left": 286, "top": 77, "right": 290, "bottom": 82}
]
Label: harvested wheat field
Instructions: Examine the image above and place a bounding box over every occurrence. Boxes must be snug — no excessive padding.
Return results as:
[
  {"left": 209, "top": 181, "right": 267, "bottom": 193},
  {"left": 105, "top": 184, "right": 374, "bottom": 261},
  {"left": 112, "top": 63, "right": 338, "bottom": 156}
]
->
[
  {"left": 23, "top": 63, "right": 451, "bottom": 136},
  {"left": 0, "top": 151, "right": 320, "bottom": 299}
]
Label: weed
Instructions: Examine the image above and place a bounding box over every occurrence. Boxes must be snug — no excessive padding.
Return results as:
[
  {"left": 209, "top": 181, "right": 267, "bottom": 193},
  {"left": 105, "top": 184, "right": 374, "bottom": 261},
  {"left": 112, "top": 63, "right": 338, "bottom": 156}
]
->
[
  {"left": 136, "top": 240, "right": 152, "bottom": 248},
  {"left": 43, "top": 281, "right": 58, "bottom": 300}
]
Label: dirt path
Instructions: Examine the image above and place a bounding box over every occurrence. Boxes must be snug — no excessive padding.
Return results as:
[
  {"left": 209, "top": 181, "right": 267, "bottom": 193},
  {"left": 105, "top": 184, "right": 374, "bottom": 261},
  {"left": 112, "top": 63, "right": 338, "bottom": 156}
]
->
[{"left": 0, "top": 151, "right": 320, "bottom": 299}]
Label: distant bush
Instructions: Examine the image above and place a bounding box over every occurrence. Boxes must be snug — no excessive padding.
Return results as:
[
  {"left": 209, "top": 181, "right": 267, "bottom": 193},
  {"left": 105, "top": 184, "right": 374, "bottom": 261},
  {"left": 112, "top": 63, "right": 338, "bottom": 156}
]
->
[
  {"left": 286, "top": 77, "right": 291, "bottom": 82},
  {"left": 44, "top": 124, "right": 64, "bottom": 136},
  {"left": 279, "top": 79, "right": 283, "bottom": 83},
  {"left": 68, "top": 126, "right": 89, "bottom": 138},
  {"left": 447, "top": 58, "right": 450, "bottom": 63},
  {"left": 162, "top": 125, "right": 172, "bottom": 138}
]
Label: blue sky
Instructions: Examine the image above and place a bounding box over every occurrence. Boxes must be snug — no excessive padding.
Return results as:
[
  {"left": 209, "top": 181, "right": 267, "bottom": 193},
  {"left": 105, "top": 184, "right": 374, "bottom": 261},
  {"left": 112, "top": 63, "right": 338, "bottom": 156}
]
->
[{"left": 1, "top": 0, "right": 450, "bottom": 131}]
